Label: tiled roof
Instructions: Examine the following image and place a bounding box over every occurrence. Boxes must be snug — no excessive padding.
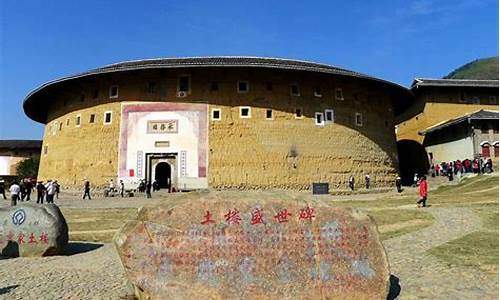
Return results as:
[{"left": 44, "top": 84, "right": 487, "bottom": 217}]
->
[
  {"left": 0, "top": 140, "right": 42, "bottom": 150},
  {"left": 419, "top": 109, "right": 499, "bottom": 135},
  {"left": 412, "top": 78, "right": 499, "bottom": 89}
]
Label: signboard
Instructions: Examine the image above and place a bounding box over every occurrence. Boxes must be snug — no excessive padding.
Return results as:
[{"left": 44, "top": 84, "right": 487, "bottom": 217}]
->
[
  {"left": 312, "top": 183, "right": 329, "bottom": 195},
  {"left": 147, "top": 120, "right": 178, "bottom": 134}
]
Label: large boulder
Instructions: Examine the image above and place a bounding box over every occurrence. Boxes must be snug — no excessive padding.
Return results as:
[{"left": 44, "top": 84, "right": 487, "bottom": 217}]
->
[
  {"left": 0, "top": 204, "right": 68, "bottom": 257},
  {"left": 114, "top": 192, "right": 390, "bottom": 300}
]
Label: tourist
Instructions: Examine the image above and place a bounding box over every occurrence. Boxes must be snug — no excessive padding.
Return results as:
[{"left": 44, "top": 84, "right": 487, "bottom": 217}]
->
[
  {"left": 0, "top": 178, "right": 6, "bottom": 200},
  {"left": 45, "top": 180, "right": 56, "bottom": 203},
  {"left": 54, "top": 180, "right": 60, "bottom": 199},
  {"left": 434, "top": 164, "right": 441, "bottom": 177},
  {"left": 36, "top": 181, "right": 46, "bottom": 204},
  {"left": 348, "top": 175, "right": 355, "bottom": 191},
  {"left": 146, "top": 181, "right": 152, "bottom": 198},
  {"left": 138, "top": 180, "right": 145, "bottom": 193},
  {"left": 120, "top": 180, "right": 125, "bottom": 197},
  {"left": 83, "top": 180, "right": 91, "bottom": 200},
  {"left": 109, "top": 179, "right": 115, "bottom": 192},
  {"left": 416, "top": 175, "right": 428, "bottom": 208},
  {"left": 395, "top": 176, "right": 402, "bottom": 193},
  {"left": 9, "top": 181, "right": 21, "bottom": 206},
  {"left": 447, "top": 166, "right": 454, "bottom": 181},
  {"left": 167, "top": 177, "right": 172, "bottom": 193},
  {"left": 365, "top": 174, "right": 370, "bottom": 189},
  {"left": 19, "top": 179, "right": 27, "bottom": 201},
  {"left": 24, "top": 179, "right": 33, "bottom": 201},
  {"left": 152, "top": 180, "right": 159, "bottom": 192},
  {"left": 413, "top": 173, "right": 419, "bottom": 187}
]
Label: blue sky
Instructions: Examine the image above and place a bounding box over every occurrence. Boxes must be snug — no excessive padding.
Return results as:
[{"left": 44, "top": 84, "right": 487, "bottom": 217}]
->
[{"left": 0, "top": 0, "right": 498, "bottom": 139}]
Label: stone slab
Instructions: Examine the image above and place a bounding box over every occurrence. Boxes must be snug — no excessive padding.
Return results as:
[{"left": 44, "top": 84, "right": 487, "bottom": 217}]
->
[
  {"left": 0, "top": 204, "right": 68, "bottom": 257},
  {"left": 114, "top": 192, "right": 390, "bottom": 299}
]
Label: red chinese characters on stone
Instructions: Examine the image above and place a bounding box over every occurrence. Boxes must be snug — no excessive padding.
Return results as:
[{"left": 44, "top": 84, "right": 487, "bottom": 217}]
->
[
  {"left": 17, "top": 232, "right": 25, "bottom": 244},
  {"left": 250, "top": 208, "right": 265, "bottom": 225},
  {"left": 200, "top": 210, "right": 216, "bottom": 225},
  {"left": 299, "top": 206, "right": 316, "bottom": 221},
  {"left": 39, "top": 232, "right": 49, "bottom": 244},
  {"left": 28, "top": 233, "right": 37, "bottom": 244},
  {"left": 224, "top": 209, "right": 241, "bottom": 225},
  {"left": 274, "top": 209, "right": 292, "bottom": 223}
]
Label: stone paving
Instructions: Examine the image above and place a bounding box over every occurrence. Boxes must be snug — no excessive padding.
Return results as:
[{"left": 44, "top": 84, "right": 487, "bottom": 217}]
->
[{"left": 0, "top": 192, "right": 498, "bottom": 299}]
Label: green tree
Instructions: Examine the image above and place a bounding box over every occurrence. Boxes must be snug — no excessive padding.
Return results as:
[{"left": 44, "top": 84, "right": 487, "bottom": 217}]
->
[{"left": 16, "top": 157, "right": 40, "bottom": 178}]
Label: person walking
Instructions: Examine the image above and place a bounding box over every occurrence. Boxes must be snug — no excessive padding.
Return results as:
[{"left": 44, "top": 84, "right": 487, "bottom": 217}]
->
[
  {"left": 24, "top": 179, "right": 33, "bottom": 201},
  {"left": 0, "top": 179, "right": 6, "bottom": 200},
  {"left": 417, "top": 175, "right": 428, "bottom": 208},
  {"left": 45, "top": 180, "right": 56, "bottom": 203},
  {"left": 348, "top": 175, "right": 355, "bottom": 191},
  {"left": 83, "top": 180, "right": 92, "bottom": 200},
  {"left": 19, "top": 179, "right": 27, "bottom": 202},
  {"left": 53, "top": 180, "right": 60, "bottom": 199},
  {"left": 120, "top": 180, "right": 125, "bottom": 197},
  {"left": 413, "top": 173, "right": 419, "bottom": 187},
  {"left": 36, "top": 181, "right": 46, "bottom": 204},
  {"left": 146, "top": 181, "right": 152, "bottom": 198},
  {"left": 9, "top": 181, "right": 21, "bottom": 206},
  {"left": 395, "top": 176, "right": 402, "bottom": 193},
  {"left": 365, "top": 174, "right": 370, "bottom": 190}
]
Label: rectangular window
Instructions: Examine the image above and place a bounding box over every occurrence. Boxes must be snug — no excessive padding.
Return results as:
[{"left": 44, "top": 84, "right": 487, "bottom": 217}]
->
[
  {"left": 76, "top": 115, "right": 81, "bottom": 127},
  {"left": 335, "top": 88, "right": 344, "bottom": 100},
  {"left": 211, "top": 82, "right": 219, "bottom": 91},
  {"left": 325, "top": 109, "right": 334, "bottom": 122},
  {"left": 104, "top": 111, "right": 112, "bottom": 124},
  {"left": 211, "top": 108, "right": 221, "bottom": 121},
  {"left": 355, "top": 112, "right": 363, "bottom": 126},
  {"left": 266, "top": 109, "right": 273, "bottom": 120},
  {"left": 59, "top": 122, "right": 63, "bottom": 131},
  {"left": 266, "top": 82, "right": 273, "bottom": 91},
  {"left": 66, "top": 119, "right": 70, "bottom": 126},
  {"left": 295, "top": 108, "right": 303, "bottom": 119},
  {"left": 240, "top": 106, "right": 251, "bottom": 118},
  {"left": 43, "top": 145, "right": 48, "bottom": 155},
  {"left": 315, "top": 112, "right": 325, "bottom": 126},
  {"left": 89, "top": 114, "right": 95, "bottom": 123},
  {"left": 238, "top": 81, "right": 249, "bottom": 93},
  {"left": 109, "top": 86, "right": 119, "bottom": 98},
  {"left": 291, "top": 84, "right": 300, "bottom": 96},
  {"left": 314, "top": 87, "right": 322, "bottom": 97},
  {"left": 148, "top": 82, "right": 157, "bottom": 94},
  {"left": 178, "top": 76, "right": 190, "bottom": 93}
]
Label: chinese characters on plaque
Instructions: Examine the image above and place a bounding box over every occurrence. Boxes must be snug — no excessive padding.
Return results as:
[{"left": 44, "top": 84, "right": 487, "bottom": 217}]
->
[{"left": 147, "top": 120, "right": 178, "bottom": 134}]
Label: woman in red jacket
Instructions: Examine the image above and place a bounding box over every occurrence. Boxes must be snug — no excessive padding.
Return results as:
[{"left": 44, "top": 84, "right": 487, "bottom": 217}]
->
[{"left": 417, "top": 175, "right": 428, "bottom": 208}]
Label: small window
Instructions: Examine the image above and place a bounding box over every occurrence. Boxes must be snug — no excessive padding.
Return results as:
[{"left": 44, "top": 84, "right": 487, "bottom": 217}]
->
[
  {"left": 89, "top": 114, "right": 95, "bottom": 123},
  {"left": 76, "top": 115, "right": 81, "bottom": 127},
  {"left": 178, "top": 76, "right": 190, "bottom": 93},
  {"left": 238, "top": 81, "right": 249, "bottom": 93},
  {"left": 109, "top": 86, "right": 119, "bottom": 98},
  {"left": 148, "top": 82, "right": 157, "bottom": 94},
  {"left": 211, "top": 82, "right": 219, "bottom": 91},
  {"left": 314, "top": 87, "right": 322, "bottom": 97},
  {"left": 295, "top": 108, "right": 303, "bottom": 119},
  {"left": 240, "top": 106, "right": 251, "bottom": 118},
  {"left": 266, "top": 82, "right": 273, "bottom": 91},
  {"left": 489, "top": 96, "right": 497, "bottom": 104},
  {"left": 291, "top": 84, "right": 300, "bottom": 96},
  {"left": 104, "top": 111, "right": 112, "bottom": 124},
  {"left": 66, "top": 119, "right": 70, "bottom": 126},
  {"left": 325, "top": 109, "right": 334, "bottom": 122},
  {"left": 59, "top": 122, "right": 63, "bottom": 131},
  {"left": 211, "top": 108, "right": 221, "bottom": 121},
  {"left": 355, "top": 112, "right": 363, "bottom": 126},
  {"left": 266, "top": 109, "right": 273, "bottom": 120},
  {"left": 315, "top": 112, "right": 325, "bottom": 126},
  {"left": 335, "top": 88, "right": 344, "bottom": 100},
  {"left": 43, "top": 145, "right": 48, "bottom": 155}
]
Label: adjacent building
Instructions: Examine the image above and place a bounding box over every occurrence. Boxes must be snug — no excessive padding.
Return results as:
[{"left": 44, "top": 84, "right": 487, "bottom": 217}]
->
[
  {"left": 0, "top": 140, "right": 42, "bottom": 178},
  {"left": 23, "top": 57, "right": 413, "bottom": 190}
]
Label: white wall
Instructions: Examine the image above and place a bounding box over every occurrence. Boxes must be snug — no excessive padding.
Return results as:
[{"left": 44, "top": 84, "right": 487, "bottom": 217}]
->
[{"left": 425, "top": 137, "right": 474, "bottom": 163}]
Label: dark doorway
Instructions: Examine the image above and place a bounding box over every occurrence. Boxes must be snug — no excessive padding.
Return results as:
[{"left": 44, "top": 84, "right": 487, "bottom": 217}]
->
[
  {"left": 397, "top": 140, "right": 430, "bottom": 185},
  {"left": 155, "top": 162, "right": 171, "bottom": 189}
]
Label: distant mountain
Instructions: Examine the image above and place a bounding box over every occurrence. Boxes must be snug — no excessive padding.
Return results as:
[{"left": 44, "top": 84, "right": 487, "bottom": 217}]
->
[{"left": 444, "top": 57, "right": 498, "bottom": 80}]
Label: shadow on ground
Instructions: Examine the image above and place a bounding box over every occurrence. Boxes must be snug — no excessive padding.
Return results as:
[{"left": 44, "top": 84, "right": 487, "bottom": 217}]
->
[
  {"left": 65, "top": 242, "right": 103, "bottom": 255},
  {"left": 387, "top": 274, "right": 401, "bottom": 300},
  {"left": 0, "top": 285, "right": 19, "bottom": 295}
]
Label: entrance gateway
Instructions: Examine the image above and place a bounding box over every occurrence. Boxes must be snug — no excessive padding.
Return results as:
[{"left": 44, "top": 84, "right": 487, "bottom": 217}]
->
[{"left": 118, "top": 102, "right": 208, "bottom": 190}]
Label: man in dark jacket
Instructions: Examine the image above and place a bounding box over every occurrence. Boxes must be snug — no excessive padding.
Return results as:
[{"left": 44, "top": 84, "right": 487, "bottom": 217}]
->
[
  {"left": 83, "top": 180, "right": 91, "bottom": 200},
  {"left": 0, "top": 179, "right": 6, "bottom": 200},
  {"left": 36, "top": 181, "right": 46, "bottom": 204},
  {"left": 146, "top": 181, "right": 152, "bottom": 198}
]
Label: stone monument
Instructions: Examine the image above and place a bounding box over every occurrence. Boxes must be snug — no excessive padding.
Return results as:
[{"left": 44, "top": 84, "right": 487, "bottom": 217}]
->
[
  {"left": 114, "top": 192, "right": 390, "bottom": 299},
  {"left": 0, "top": 204, "right": 68, "bottom": 257}
]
